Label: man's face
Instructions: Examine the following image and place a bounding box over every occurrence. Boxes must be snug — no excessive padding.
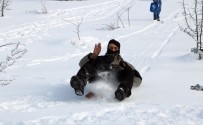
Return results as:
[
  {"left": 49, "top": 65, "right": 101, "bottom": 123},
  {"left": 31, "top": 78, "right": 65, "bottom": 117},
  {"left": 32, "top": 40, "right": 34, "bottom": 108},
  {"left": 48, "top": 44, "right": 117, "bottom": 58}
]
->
[{"left": 108, "top": 43, "right": 119, "bottom": 52}]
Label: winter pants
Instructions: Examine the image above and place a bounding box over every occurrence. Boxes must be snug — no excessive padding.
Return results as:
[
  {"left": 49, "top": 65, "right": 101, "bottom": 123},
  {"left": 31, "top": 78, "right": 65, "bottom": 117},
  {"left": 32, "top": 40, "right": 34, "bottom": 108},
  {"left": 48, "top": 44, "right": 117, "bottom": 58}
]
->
[
  {"left": 154, "top": 6, "right": 161, "bottom": 20},
  {"left": 153, "top": 12, "right": 159, "bottom": 20},
  {"left": 76, "top": 60, "right": 134, "bottom": 96}
]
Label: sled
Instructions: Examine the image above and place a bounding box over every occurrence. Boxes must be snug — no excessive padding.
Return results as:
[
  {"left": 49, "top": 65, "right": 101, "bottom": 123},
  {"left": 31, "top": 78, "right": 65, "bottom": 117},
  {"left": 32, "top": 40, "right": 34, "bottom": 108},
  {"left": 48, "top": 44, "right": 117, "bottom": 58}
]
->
[{"left": 85, "top": 92, "right": 95, "bottom": 99}]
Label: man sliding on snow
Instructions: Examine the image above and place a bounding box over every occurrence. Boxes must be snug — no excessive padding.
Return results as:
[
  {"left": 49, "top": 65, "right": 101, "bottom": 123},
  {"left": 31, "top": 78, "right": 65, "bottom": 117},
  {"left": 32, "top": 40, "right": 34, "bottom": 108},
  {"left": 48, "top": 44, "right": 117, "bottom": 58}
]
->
[{"left": 70, "top": 39, "right": 142, "bottom": 101}]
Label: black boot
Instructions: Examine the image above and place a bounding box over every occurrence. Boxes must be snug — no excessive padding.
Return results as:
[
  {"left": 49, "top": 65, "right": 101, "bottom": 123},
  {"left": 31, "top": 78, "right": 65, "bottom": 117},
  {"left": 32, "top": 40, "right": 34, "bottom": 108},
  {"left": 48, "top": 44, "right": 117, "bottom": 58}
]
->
[
  {"left": 115, "top": 87, "right": 126, "bottom": 101},
  {"left": 70, "top": 76, "right": 86, "bottom": 96}
]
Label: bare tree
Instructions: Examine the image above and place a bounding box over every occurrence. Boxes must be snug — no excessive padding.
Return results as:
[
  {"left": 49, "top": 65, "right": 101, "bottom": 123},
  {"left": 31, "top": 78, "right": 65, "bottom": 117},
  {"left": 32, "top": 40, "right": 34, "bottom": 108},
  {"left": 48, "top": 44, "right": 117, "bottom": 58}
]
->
[
  {"left": 0, "top": 42, "right": 27, "bottom": 86},
  {"left": 116, "top": 12, "right": 125, "bottom": 28},
  {"left": 64, "top": 17, "right": 84, "bottom": 40},
  {"left": 41, "top": 0, "right": 47, "bottom": 14},
  {"left": 116, "top": 5, "right": 134, "bottom": 28},
  {"left": 126, "top": 7, "right": 131, "bottom": 26},
  {"left": 99, "top": 4, "right": 134, "bottom": 31},
  {"left": 0, "top": 0, "right": 11, "bottom": 17},
  {"left": 125, "top": 3, "right": 134, "bottom": 27},
  {"left": 180, "top": 0, "right": 203, "bottom": 59}
]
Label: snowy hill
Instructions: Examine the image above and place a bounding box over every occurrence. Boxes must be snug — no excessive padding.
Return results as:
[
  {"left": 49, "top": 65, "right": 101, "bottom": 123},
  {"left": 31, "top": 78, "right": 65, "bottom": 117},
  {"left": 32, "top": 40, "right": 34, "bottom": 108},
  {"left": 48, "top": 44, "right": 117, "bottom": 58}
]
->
[{"left": 0, "top": 0, "right": 203, "bottom": 124}]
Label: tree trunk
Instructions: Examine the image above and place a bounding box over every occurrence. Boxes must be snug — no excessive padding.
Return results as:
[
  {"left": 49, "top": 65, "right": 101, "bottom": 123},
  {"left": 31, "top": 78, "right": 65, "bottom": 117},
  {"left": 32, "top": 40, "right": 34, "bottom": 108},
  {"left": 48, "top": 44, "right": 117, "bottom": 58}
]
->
[{"left": 1, "top": 0, "right": 5, "bottom": 17}]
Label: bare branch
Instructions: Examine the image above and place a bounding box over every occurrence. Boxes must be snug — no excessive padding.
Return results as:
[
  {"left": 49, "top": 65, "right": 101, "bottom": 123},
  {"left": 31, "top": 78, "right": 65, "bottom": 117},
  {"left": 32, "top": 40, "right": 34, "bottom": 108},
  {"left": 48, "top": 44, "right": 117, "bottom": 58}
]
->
[
  {"left": 126, "top": 7, "right": 131, "bottom": 26},
  {"left": 179, "top": 26, "right": 196, "bottom": 40},
  {"left": 182, "top": 0, "right": 195, "bottom": 34},
  {"left": 41, "top": 0, "right": 47, "bottom": 14},
  {"left": 0, "top": 42, "right": 27, "bottom": 72},
  {"left": 63, "top": 17, "right": 84, "bottom": 40},
  {"left": 103, "top": 23, "right": 119, "bottom": 30},
  {"left": 194, "top": 0, "right": 199, "bottom": 41},
  {"left": 199, "top": 0, "right": 203, "bottom": 49},
  {"left": 117, "top": 12, "right": 125, "bottom": 28},
  {"left": 0, "top": 43, "right": 16, "bottom": 48}
]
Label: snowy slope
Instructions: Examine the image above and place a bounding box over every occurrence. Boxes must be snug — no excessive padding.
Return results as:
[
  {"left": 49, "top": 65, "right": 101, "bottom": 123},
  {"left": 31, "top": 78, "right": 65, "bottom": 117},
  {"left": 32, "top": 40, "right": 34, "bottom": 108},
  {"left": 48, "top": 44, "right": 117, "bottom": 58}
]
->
[{"left": 0, "top": 0, "right": 203, "bottom": 124}]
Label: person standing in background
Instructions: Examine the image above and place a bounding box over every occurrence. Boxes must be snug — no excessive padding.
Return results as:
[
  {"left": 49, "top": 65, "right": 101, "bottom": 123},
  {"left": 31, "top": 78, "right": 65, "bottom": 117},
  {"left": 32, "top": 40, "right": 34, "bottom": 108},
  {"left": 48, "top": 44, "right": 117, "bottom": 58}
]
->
[{"left": 150, "top": 0, "right": 162, "bottom": 21}]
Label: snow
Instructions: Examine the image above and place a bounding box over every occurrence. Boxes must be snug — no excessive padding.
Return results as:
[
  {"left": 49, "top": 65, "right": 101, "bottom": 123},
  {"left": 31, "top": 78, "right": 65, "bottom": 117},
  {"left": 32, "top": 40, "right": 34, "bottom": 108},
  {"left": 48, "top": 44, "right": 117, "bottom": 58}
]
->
[{"left": 0, "top": 0, "right": 203, "bottom": 124}]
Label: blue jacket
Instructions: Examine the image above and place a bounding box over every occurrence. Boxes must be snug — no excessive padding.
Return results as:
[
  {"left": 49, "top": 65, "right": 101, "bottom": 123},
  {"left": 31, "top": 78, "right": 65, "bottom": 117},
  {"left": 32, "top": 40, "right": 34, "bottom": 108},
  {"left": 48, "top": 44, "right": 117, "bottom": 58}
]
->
[
  {"left": 150, "top": 0, "right": 161, "bottom": 13},
  {"left": 150, "top": 2, "right": 158, "bottom": 13}
]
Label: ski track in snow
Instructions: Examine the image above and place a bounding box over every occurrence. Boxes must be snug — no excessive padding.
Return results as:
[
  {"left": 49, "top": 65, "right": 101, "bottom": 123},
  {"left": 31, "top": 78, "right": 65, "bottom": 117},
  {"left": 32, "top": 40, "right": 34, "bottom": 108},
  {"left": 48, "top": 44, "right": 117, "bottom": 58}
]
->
[
  {"left": 1, "top": 0, "right": 202, "bottom": 125},
  {"left": 116, "top": 9, "right": 183, "bottom": 74}
]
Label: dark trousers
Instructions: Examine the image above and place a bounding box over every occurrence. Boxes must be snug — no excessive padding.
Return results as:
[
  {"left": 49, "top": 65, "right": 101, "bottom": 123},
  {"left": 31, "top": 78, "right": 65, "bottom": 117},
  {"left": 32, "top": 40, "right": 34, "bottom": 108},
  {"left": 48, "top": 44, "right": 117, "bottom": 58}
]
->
[
  {"left": 76, "top": 60, "right": 134, "bottom": 96},
  {"left": 153, "top": 12, "right": 159, "bottom": 20}
]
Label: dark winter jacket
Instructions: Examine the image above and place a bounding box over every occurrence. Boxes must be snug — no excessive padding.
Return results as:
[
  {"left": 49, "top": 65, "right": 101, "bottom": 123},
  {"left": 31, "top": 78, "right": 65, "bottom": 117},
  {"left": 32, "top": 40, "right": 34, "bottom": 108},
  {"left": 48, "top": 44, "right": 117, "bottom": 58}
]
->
[
  {"left": 157, "top": 0, "right": 162, "bottom": 5},
  {"left": 150, "top": 0, "right": 162, "bottom": 13},
  {"left": 79, "top": 53, "right": 142, "bottom": 87},
  {"left": 150, "top": 2, "right": 158, "bottom": 13},
  {"left": 156, "top": 0, "right": 162, "bottom": 13}
]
